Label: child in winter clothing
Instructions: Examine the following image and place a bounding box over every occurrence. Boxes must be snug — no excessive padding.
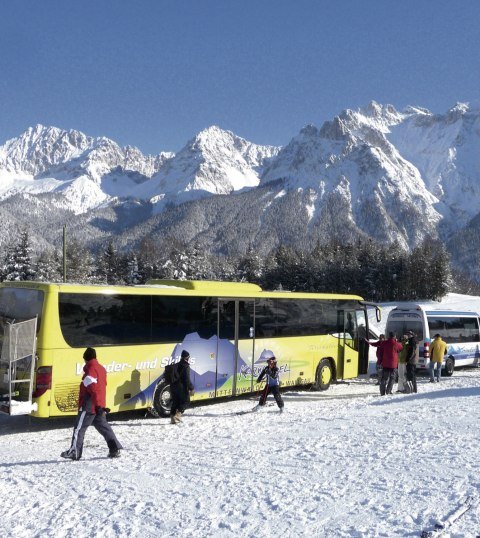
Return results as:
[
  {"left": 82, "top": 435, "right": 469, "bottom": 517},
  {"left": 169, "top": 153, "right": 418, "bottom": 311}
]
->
[{"left": 255, "top": 351, "right": 284, "bottom": 412}]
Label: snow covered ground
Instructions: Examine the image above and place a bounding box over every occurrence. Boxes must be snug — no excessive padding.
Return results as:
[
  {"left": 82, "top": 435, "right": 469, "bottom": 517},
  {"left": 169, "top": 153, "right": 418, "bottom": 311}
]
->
[{"left": 1, "top": 294, "right": 480, "bottom": 537}]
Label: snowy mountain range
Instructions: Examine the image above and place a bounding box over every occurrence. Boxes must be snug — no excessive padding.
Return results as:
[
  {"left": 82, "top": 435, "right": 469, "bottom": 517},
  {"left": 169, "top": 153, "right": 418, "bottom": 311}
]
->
[{"left": 1, "top": 101, "right": 480, "bottom": 277}]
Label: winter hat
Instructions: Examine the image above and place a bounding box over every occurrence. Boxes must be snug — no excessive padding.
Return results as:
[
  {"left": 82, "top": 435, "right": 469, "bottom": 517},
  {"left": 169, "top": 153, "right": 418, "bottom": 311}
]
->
[
  {"left": 181, "top": 350, "right": 190, "bottom": 360},
  {"left": 261, "top": 349, "right": 276, "bottom": 362},
  {"left": 83, "top": 347, "right": 96, "bottom": 361}
]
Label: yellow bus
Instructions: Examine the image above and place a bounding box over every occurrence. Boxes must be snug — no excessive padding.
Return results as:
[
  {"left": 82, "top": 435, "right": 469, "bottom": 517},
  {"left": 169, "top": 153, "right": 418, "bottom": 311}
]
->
[{"left": 0, "top": 280, "right": 380, "bottom": 418}]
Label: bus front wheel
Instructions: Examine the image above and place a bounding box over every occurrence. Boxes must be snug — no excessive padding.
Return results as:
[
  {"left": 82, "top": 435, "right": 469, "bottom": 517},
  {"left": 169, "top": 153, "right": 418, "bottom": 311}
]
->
[
  {"left": 151, "top": 379, "right": 172, "bottom": 418},
  {"left": 316, "top": 359, "right": 333, "bottom": 391},
  {"left": 444, "top": 357, "right": 454, "bottom": 377}
]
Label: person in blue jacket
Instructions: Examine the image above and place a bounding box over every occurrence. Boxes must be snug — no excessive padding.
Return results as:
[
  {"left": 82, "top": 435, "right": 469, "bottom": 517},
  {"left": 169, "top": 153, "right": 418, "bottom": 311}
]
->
[{"left": 255, "top": 350, "right": 284, "bottom": 412}]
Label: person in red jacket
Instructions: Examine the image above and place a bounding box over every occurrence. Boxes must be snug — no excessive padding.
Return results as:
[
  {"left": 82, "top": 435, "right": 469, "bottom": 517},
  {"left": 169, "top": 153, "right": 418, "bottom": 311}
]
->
[
  {"left": 61, "top": 347, "right": 122, "bottom": 460},
  {"left": 379, "top": 332, "right": 403, "bottom": 396}
]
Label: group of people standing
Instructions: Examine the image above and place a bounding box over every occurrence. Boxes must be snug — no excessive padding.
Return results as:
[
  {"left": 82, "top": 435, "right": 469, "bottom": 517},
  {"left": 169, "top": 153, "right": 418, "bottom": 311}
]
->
[
  {"left": 366, "top": 331, "right": 418, "bottom": 395},
  {"left": 366, "top": 331, "right": 448, "bottom": 395}
]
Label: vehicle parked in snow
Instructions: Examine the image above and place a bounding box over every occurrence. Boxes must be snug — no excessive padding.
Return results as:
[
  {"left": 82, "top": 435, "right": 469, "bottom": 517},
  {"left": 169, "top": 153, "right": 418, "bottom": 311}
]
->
[
  {"left": 0, "top": 280, "right": 381, "bottom": 418},
  {"left": 385, "top": 304, "right": 480, "bottom": 376}
]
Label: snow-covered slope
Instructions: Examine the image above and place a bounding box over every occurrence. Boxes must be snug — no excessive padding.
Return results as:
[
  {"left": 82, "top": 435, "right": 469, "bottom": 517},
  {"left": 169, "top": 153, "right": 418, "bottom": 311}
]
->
[
  {"left": 388, "top": 102, "right": 480, "bottom": 230},
  {"left": 134, "top": 126, "right": 279, "bottom": 209},
  {"left": 0, "top": 125, "right": 173, "bottom": 213},
  {"left": 1, "top": 293, "right": 480, "bottom": 537},
  {"left": 1, "top": 101, "right": 480, "bottom": 251},
  {"left": 261, "top": 112, "right": 440, "bottom": 248}
]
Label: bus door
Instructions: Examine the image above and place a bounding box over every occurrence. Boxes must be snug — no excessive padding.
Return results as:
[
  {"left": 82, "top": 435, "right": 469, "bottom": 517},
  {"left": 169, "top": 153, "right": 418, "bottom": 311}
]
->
[
  {"left": 217, "top": 300, "right": 255, "bottom": 397},
  {"left": 0, "top": 318, "right": 37, "bottom": 416},
  {"left": 338, "top": 309, "right": 359, "bottom": 379}
]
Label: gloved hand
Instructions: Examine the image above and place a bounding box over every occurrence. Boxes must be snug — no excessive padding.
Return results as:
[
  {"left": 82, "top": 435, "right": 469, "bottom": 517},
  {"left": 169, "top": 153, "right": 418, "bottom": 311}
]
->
[
  {"left": 189, "top": 390, "right": 195, "bottom": 397},
  {"left": 95, "top": 406, "right": 104, "bottom": 416}
]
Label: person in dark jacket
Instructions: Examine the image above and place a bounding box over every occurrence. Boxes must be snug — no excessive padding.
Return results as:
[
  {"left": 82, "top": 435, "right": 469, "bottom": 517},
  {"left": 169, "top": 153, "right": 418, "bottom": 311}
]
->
[
  {"left": 405, "top": 331, "right": 418, "bottom": 393},
  {"left": 61, "top": 347, "right": 122, "bottom": 460},
  {"left": 380, "top": 332, "right": 403, "bottom": 396},
  {"left": 170, "top": 350, "right": 195, "bottom": 424},
  {"left": 254, "top": 350, "right": 284, "bottom": 412}
]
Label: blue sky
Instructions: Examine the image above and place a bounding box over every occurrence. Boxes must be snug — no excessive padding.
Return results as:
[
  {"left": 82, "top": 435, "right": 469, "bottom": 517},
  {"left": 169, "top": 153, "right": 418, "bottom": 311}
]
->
[{"left": 1, "top": 0, "right": 479, "bottom": 154}]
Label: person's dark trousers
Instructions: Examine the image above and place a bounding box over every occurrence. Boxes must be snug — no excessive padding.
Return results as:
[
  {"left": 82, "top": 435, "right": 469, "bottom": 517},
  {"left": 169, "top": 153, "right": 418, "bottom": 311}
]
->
[
  {"left": 380, "top": 368, "right": 396, "bottom": 395},
  {"left": 67, "top": 408, "right": 122, "bottom": 459},
  {"left": 406, "top": 363, "right": 417, "bottom": 393},
  {"left": 170, "top": 385, "right": 188, "bottom": 416},
  {"left": 259, "top": 385, "right": 284, "bottom": 408}
]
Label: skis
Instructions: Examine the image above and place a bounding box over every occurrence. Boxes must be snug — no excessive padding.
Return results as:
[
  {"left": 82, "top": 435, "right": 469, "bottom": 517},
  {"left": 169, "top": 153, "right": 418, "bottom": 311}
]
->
[
  {"left": 235, "top": 403, "right": 276, "bottom": 415},
  {"left": 421, "top": 495, "right": 476, "bottom": 537}
]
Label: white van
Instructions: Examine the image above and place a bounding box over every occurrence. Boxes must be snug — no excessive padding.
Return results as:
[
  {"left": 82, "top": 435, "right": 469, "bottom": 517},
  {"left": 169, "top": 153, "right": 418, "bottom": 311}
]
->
[{"left": 385, "top": 304, "right": 480, "bottom": 376}]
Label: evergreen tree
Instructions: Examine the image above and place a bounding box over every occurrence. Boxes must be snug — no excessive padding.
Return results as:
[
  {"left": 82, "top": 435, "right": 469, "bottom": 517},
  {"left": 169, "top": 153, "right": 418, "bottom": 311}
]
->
[
  {"left": 98, "top": 241, "right": 122, "bottom": 284},
  {"left": 237, "top": 246, "right": 265, "bottom": 285},
  {"left": 421, "top": 239, "right": 451, "bottom": 300},
  {"left": 355, "top": 239, "right": 383, "bottom": 300},
  {"left": 36, "top": 250, "right": 62, "bottom": 282},
  {"left": 264, "top": 245, "right": 300, "bottom": 291},
  {"left": 136, "top": 237, "right": 163, "bottom": 282},
  {"left": 3, "top": 230, "right": 37, "bottom": 281},
  {"left": 66, "top": 240, "right": 95, "bottom": 284},
  {"left": 184, "top": 242, "right": 213, "bottom": 280},
  {"left": 125, "top": 253, "right": 143, "bottom": 285},
  {"left": 211, "top": 253, "right": 236, "bottom": 281}
]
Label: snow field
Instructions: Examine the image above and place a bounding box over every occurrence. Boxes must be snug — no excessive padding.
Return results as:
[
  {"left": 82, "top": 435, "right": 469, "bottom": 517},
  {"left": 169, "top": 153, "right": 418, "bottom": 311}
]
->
[{"left": 2, "top": 369, "right": 480, "bottom": 537}]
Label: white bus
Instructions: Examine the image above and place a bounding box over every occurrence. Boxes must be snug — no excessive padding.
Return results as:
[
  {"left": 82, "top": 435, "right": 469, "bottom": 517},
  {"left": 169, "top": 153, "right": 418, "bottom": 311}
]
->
[{"left": 385, "top": 304, "right": 480, "bottom": 376}]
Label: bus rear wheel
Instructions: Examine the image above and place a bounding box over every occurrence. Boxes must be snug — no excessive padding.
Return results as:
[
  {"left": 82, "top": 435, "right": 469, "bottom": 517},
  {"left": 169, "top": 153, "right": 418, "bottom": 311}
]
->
[
  {"left": 316, "top": 359, "right": 333, "bottom": 390},
  {"left": 150, "top": 379, "right": 172, "bottom": 417},
  {"left": 444, "top": 357, "right": 454, "bottom": 377}
]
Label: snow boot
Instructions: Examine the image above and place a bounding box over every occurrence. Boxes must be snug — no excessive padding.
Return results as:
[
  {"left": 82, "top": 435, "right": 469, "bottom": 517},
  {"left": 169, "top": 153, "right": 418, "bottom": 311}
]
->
[{"left": 61, "top": 450, "right": 80, "bottom": 461}]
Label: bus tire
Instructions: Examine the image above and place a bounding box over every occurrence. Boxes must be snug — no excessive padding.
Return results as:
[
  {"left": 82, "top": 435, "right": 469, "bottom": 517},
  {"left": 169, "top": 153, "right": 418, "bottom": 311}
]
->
[
  {"left": 444, "top": 357, "right": 454, "bottom": 377},
  {"left": 150, "top": 379, "right": 172, "bottom": 418},
  {"left": 316, "top": 359, "right": 333, "bottom": 391}
]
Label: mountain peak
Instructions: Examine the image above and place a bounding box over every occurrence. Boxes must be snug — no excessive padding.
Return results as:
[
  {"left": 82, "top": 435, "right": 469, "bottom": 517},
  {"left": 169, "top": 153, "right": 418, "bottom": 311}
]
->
[
  {"left": 403, "top": 105, "right": 431, "bottom": 115},
  {"left": 319, "top": 116, "right": 349, "bottom": 140}
]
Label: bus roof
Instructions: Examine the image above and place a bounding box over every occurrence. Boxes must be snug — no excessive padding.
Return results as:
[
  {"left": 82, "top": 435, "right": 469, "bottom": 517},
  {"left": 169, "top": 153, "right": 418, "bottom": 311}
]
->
[
  {"left": 424, "top": 310, "right": 479, "bottom": 317},
  {"left": 0, "top": 280, "right": 365, "bottom": 302},
  {"left": 391, "top": 305, "right": 479, "bottom": 317}
]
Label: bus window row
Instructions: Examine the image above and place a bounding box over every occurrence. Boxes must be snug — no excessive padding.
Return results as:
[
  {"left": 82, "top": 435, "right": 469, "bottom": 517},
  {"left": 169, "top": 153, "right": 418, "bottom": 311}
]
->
[{"left": 58, "top": 294, "right": 359, "bottom": 347}]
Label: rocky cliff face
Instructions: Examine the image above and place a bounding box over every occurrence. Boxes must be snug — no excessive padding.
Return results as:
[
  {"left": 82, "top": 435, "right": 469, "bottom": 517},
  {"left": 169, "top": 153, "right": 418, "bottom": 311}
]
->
[{"left": 1, "top": 101, "right": 480, "bottom": 273}]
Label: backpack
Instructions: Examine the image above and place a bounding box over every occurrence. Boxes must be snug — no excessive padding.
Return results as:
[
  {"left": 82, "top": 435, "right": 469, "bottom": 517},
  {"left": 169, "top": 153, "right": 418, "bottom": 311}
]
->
[{"left": 164, "top": 362, "right": 180, "bottom": 384}]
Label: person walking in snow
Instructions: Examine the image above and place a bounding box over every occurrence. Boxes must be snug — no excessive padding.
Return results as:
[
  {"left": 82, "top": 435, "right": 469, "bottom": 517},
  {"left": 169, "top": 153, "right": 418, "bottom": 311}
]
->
[
  {"left": 255, "top": 351, "right": 284, "bottom": 412},
  {"left": 405, "top": 330, "right": 418, "bottom": 393},
  {"left": 429, "top": 333, "right": 447, "bottom": 382},
  {"left": 365, "top": 333, "right": 385, "bottom": 385},
  {"left": 170, "top": 350, "right": 195, "bottom": 424},
  {"left": 61, "top": 347, "right": 122, "bottom": 460},
  {"left": 396, "top": 334, "right": 409, "bottom": 393},
  {"left": 379, "top": 332, "right": 403, "bottom": 396}
]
